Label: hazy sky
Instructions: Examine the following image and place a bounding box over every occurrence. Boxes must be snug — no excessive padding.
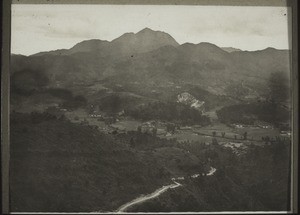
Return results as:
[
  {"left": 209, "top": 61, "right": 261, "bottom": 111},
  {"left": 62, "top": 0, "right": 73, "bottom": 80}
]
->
[{"left": 11, "top": 4, "right": 290, "bottom": 56}]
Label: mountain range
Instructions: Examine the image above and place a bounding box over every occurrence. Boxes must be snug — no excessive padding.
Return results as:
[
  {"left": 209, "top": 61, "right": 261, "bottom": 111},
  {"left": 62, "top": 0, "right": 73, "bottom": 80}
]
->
[{"left": 11, "top": 28, "right": 290, "bottom": 102}]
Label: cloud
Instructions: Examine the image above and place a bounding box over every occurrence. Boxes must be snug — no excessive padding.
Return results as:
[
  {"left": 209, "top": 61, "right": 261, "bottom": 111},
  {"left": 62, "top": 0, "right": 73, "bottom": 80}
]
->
[
  {"left": 11, "top": 4, "right": 290, "bottom": 55},
  {"left": 35, "top": 22, "right": 94, "bottom": 39}
]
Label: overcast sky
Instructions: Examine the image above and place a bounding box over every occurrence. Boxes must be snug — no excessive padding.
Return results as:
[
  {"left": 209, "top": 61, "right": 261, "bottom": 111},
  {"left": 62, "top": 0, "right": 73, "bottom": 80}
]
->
[{"left": 11, "top": 4, "right": 290, "bottom": 56}]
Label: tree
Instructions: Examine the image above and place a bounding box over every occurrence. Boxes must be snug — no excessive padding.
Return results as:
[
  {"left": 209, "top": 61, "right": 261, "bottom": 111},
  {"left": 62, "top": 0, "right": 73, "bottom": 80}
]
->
[
  {"left": 152, "top": 127, "right": 157, "bottom": 136},
  {"left": 157, "top": 167, "right": 166, "bottom": 179},
  {"left": 212, "top": 138, "right": 218, "bottom": 145},
  {"left": 268, "top": 71, "right": 289, "bottom": 104},
  {"left": 178, "top": 194, "right": 199, "bottom": 211},
  {"left": 137, "top": 125, "right": 142, "bottom": 133},
  {"left": 225, "top": 82, "right": 250, "bottom": 99},
  {"left": 100, "top": 95, "right": 122, "bottom": 114},
  {"left": 104, "top": 117, "right": 115, "bottom": 126},
  {"left": 62, "top": 95, "right": 87, "bottom": 110},
  {"left": 129, "top": 137, "right": 135, "bottom": 147},
  {"left": 11, "top": 69, "right": 49, "bottom": 95},
  {"left": 166, "top": 123, "right": 176, "bottom": 133}
]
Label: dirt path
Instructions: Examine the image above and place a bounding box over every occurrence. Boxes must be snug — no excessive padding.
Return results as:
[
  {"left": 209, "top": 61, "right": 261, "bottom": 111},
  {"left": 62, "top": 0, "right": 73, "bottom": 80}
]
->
[
  {"left": 116, "top": 181, "right": 182, "bottom": 213},
  {"left": 115, "top": 167, "right": 217, "bottom": 213},
  {"left": 207, "top": 167, "right": 216, "bottom": 176}
]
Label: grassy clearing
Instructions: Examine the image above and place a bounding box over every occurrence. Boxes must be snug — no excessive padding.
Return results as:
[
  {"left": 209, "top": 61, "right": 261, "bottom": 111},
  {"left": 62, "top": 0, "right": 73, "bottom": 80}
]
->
[{"left": 111, "top": 119, "right": 141, "bottom": 131}]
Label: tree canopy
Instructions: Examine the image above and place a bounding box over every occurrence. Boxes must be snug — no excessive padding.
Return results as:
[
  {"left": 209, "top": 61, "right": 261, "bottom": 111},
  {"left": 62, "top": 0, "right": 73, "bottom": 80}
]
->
[{"left": 268, "top": 71, "right": 290, "bottom": 104}]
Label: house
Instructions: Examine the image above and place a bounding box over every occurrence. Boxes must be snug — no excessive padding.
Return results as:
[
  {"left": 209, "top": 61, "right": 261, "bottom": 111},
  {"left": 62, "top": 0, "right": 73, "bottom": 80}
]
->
[
  {"left": 139, "top": 121, "right": 157, "bottom": 134},
  {"left": 191, "top": 174, "right": 200, "bottom": 178},
  {"left": 117, "top": 110, "right": 125, "bottom": 116},
  {"left": 233, "top": 124, "right": 244, "bottom": 129},
  {"left": 180, "top": 126, "right": 192, "bottom": 130},
  {"left": 89, "top": 114, "right": 102, "bottom": 118},
  {"left": 255, "top": 121, "right": 273, "bottom": 129},
  {"left": 280, "top": 130, "right": 291, "bottom": 136}
]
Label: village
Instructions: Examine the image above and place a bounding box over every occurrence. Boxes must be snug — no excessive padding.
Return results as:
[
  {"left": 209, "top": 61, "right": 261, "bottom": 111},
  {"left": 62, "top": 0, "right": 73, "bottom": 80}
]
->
[{"left": 43, "top": 100, "right": 291, "bottom": 157}]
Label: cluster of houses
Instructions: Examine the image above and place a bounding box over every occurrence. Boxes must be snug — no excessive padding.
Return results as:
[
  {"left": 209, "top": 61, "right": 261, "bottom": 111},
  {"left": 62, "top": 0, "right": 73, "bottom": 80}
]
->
[
  {"left": 221, "top": 142, "right": 248, "bottom": 156},
  {"left": 280, "top": 130, "right": 291, "bottom": 136},
  {"left": 231, "top": 122, "right": 274, "bottom": 129},
  {"left": 171, "top": 177, "right": 185, "bottom": 181},
  {"left": 138, "top": 121, "right": 157, "bottom": 135},
  {"left": 232, "top": 124, "right": 244, "bottom": 129},
  {"left": 136, "top": 121, "right": 182, "bottom": 136},
  {"left": 177, "top": 92, "right": 205, "bottom": 114},
  {"left": 89, "top": 114, "right": 102, "bottom": 118}
]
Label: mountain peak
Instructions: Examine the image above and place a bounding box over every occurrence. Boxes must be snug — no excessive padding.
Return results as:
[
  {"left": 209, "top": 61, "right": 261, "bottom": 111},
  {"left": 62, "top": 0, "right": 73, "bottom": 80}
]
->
[
  {"left": 263, "top": 47, "right": 278, "bottom": 52},
  {"left": 111, "top": 28, "right": 179, "bottom": 54},
  {"left": 136, "top": 28, "right": 172, "bottom": 38},
  {"left": 137, "top": 27, "right": 155, "bottom": 34},
  {"left": 197, "top": 42, "right": 220, "bottom": 48}
]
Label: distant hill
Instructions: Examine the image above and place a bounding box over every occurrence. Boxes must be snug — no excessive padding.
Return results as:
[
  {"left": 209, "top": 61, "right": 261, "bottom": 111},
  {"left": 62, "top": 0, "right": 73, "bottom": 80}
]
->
[
  {"left": 221, "top": 47, "right": 242, "bottom": 53},
  {"left": 32, "top": 28, "right": 179, "bottom": 58}
]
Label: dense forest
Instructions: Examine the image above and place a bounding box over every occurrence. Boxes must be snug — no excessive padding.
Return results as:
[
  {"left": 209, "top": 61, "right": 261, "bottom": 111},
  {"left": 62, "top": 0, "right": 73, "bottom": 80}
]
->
[{"left": 216, "top": 102, "right": 290, "bottom": 127}]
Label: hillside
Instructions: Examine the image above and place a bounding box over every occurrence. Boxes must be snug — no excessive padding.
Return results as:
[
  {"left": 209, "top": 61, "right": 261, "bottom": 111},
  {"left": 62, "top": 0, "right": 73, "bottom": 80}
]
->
[
  {"left": 10, "top": 28, "right": 290, "bottom": 100},
  {"left": 9, "top": 112, "right": 174, "bottom": 212},
  {"left": 10, "top": 112, "right": 291, "bottom": 212},
  {"left": 126, "top": 140, "right": 291, "bottom": 212}
]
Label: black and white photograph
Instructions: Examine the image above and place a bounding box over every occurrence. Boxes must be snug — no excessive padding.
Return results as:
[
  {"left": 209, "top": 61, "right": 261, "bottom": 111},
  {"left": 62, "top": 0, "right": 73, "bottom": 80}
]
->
[{"left": 4, "top": 0, "right": 297, "bottom": 213}]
